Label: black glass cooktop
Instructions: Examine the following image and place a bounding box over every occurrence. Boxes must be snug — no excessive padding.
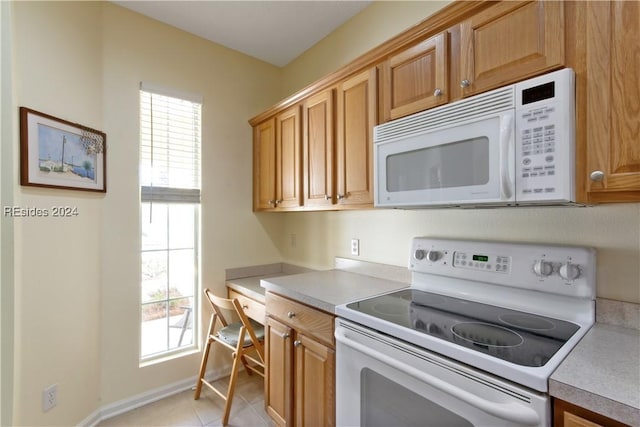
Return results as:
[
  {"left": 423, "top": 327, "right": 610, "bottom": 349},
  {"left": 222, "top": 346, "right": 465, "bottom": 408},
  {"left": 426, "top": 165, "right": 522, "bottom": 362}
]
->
[{"left": 346, "top": 289, "right": 580, "bottom": 367}]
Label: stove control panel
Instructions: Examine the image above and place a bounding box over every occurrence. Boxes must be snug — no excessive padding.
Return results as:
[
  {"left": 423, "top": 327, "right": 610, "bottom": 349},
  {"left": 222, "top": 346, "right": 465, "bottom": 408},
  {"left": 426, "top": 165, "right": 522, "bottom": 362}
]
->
[
  {"left": 410, "top": 237, "right": 596, "bottom": 299},
  {"left": 452, "top": 251, "right": 511, "bottom": 274}
]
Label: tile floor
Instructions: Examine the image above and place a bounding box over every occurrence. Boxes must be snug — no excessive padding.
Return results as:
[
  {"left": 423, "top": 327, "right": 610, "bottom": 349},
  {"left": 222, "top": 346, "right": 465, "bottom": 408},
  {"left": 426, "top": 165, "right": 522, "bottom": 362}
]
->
[{"left": 98, "top": 372, "right": 274, "bottom": 427}]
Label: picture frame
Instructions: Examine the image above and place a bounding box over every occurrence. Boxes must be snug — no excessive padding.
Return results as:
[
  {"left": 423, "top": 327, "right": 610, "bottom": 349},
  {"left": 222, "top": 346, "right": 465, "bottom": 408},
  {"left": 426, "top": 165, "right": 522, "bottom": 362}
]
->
[{"left": 20, "top": 107, "right": 106, "bottom": 193}]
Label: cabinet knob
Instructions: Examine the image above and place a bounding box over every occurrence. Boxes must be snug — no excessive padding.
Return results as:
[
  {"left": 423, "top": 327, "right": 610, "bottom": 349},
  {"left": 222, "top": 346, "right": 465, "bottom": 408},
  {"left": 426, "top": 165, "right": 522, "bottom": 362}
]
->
[
  {"left": 275, "top": 199, "right": 282, "bottom": 205},
  {"left": 324, "top": 194, "right": 332, "bottom": 200},
  {"left": 287, "top": 311, "right": 296, "bottom": 318},
  {"left": 434, "top": 88, "right": 442, "bottom": 97},
  {"left": 460, "top": 79, "right": 471, "bottom": 88},
  {"left": 268, "top": 200, "right": 275, "bottom": 207},
  {"left": 293, "top": 340, "right": 302, "bottom": 348},
  {"left": 282, "top": 332, "right": 290, "bottom": 339},
  {"left": 590, "top": 171, "right": 605, "bottom": 182},
  {"left": 242, "top": 304, "right": 249, "bottom": 310},
  {"left": 337, "top": 194, "right": 345, "bottom": 200}
]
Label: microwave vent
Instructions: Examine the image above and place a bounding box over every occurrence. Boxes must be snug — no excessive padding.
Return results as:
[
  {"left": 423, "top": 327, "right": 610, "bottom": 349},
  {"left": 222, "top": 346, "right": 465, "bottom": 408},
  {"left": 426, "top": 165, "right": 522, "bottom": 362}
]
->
[{"left": 375, "top": 86, "right": 515, "bottom": 144}]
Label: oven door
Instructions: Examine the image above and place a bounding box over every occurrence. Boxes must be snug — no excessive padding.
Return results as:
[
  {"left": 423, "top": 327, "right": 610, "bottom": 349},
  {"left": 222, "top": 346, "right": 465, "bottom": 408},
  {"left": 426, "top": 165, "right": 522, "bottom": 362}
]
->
[
  {"left": 335, "top": 319, "right": 548, "bottom": 427},
  {"left": 374, "top": 111, "right": 515, "bottom": 208}
]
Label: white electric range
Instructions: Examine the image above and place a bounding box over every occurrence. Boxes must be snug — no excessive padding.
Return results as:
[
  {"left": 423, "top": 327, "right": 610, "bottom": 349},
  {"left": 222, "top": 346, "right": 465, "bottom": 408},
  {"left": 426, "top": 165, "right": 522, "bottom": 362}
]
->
[{"left": 335, "top": 237, "right": 595, "bottom": 427}]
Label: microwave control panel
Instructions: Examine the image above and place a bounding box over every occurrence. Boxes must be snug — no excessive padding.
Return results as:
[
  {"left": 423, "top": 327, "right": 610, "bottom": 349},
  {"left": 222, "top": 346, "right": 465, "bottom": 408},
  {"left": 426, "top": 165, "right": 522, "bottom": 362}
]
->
[{"left": 514, "top": 68, "right": 575, "bottom": 204}]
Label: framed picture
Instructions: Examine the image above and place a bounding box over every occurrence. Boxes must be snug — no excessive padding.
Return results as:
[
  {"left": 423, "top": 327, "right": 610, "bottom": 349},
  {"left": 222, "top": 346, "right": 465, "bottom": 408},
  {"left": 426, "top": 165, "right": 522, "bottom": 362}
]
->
[{"left": 20, "top": 107, "right": 106, "bottom": 192}]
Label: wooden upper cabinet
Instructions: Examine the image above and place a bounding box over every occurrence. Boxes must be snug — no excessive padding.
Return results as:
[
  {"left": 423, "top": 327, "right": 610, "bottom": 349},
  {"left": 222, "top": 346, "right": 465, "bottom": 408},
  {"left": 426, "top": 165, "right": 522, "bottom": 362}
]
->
[
  {"left": 459, "top": 0, "right": 564, "bottom": 97},
  {"left": 303, "top": 89, "right": 335, "bottom": 208},
  {"left": 583, "top": 0, "right": 640, "bottom": 202},
  {"left": 253, "top": 118, "right": 277, "bottom": 210},
  {"left": 275, "top": 106, "right": 303, "bottom": 209},
  {"left": 381, "top": 31, "right": 449, "bottom": 122},
  {"left": 336, "top": 68, "right": 377, "bottom": 207}
]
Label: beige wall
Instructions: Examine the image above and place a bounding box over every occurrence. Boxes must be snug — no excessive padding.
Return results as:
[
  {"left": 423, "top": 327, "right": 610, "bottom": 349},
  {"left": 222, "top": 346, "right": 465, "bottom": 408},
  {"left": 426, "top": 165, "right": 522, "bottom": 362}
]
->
[
  {"left": 1, "top": 2, "right": 15, "bottom": 425},
  {"left": 10, "top": 1, "right": 283, "bottom": 425},
  {"left": 277, "top": 1, "right": 640, "bottom": 304}
]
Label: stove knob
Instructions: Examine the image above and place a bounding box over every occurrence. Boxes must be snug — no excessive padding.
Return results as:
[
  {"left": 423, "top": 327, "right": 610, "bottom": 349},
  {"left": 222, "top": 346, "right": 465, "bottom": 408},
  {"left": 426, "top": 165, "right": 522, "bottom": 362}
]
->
[
  {"left": 533, "top": 260, "right": 553, "bottom": 277},
  {"left": 427, "top": 250, "right": 442, "bottom": 262},
  {"left": 559, "top": 262, "right": 580, "bottom": 281},
  {"left": 414, "top": 249, "right": 426, "bottom": 260}
]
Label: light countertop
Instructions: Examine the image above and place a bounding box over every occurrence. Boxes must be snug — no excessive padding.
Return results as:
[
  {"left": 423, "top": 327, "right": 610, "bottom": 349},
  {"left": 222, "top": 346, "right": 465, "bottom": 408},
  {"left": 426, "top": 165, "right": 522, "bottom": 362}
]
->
[
  {"left": 549, "top": 300, "right": 640, "bottom": 427},
  {"left": 225, "top": 263, "right": 315, "bottom": 303},
  {"left": 260, "top": 269, "right": 409, "bottom": 314}
]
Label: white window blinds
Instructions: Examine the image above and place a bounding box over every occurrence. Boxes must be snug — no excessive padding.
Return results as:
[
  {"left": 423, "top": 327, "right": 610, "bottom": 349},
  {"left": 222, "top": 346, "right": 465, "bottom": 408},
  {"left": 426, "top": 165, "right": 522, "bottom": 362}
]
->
[{"left": 140, "top": 83, "right": 202, "bottom": 203}]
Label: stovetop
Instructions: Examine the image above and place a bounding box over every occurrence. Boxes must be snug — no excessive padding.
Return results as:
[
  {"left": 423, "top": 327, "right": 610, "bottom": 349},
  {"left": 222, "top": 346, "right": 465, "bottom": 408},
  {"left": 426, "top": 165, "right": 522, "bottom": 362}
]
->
[
  {"left": 335, "top": 237, "right": 597, "bottom": 392},
  {"left": 345, "top": 288, "right": 580, "bottom": 368}
]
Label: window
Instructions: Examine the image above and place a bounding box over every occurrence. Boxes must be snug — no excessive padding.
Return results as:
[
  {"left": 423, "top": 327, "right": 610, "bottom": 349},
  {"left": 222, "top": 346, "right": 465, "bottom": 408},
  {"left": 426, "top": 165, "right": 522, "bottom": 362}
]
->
[{"left": 139, "top": 83, "right": 201, "bottom": 360}]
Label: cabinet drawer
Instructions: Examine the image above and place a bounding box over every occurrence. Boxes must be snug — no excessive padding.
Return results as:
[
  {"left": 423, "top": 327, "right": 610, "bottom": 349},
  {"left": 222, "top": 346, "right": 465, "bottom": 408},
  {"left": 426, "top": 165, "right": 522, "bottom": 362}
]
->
[
  {"left": 228, "top": 289, "right": 266, "bottom": 324},
  {"left": 266, "top": 292, "right": 335, "bottom": 346}
]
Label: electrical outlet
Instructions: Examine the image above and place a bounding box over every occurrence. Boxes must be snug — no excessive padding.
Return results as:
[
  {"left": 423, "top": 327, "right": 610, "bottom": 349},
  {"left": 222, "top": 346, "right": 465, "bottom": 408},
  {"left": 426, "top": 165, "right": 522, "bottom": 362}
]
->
[
  {"left": 42, "top": 384, "right": 57, "bottom": 412},
  {"left": 351, "top": 239, "right": 360, "bottom": 256}
]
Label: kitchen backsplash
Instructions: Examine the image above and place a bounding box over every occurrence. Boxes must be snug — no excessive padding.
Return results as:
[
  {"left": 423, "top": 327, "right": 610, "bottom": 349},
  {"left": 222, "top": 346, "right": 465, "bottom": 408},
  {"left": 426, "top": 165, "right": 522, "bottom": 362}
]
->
[{"left": 596, "top": 298, "right": 640, "bottom": 330}]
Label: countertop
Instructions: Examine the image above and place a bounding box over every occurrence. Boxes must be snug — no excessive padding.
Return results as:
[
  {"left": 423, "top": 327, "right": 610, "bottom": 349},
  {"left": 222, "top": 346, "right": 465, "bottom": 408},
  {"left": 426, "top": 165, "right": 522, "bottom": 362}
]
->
[
  {"left": 549, "top": 299, "right": 640, "bottom": 426},
  {"left": 225, "top": 263, "right": 314, "bottom": 303},
  {"left": 260, "top": 269, "right": 409, "bottom": 314}
]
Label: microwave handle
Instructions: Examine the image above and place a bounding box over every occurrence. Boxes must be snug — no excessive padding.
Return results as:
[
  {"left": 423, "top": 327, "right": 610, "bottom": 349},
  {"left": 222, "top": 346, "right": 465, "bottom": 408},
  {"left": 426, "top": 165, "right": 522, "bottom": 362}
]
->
[{"left": 499, "top": 112, "right": 514, "bottom": 200}]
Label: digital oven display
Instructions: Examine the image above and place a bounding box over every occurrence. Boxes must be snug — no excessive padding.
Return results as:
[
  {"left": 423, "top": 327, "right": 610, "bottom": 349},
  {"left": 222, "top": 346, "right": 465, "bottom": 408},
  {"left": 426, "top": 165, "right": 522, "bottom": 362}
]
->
[
  {"left": 472, "top": 255, "right": 489, "bottom": 262},
  {"left": 522, "top": 81, "right": 555, "bottom": 105}
]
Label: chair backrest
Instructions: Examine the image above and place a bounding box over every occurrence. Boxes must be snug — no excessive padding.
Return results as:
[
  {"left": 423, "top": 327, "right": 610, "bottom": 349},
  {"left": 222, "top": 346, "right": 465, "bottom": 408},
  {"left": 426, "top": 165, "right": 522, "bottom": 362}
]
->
[
  {"left": 203, "top": 288, "right": 265, "bottom": 361},
  {"left": 204, "top": 288, "right": 235, "bottom": 327}
]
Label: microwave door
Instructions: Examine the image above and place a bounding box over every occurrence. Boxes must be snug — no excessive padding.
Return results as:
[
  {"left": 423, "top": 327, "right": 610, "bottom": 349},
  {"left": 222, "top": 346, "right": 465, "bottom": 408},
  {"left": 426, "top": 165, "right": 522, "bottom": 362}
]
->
[{"left": 375, "top": 114, "right": 515, "bottom": 208}]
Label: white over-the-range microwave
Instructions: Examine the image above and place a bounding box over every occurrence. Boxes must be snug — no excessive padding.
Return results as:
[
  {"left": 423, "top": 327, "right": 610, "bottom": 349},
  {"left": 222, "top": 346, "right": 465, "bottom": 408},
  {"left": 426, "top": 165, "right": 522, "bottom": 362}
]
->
[{"left": 374, "top": 68, "right": 580, "bottom": 208}]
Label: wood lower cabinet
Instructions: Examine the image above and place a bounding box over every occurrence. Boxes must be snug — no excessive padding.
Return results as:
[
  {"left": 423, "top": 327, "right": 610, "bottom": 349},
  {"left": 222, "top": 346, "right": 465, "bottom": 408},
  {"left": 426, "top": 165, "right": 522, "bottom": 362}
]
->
[
  {"left": 381, "top": 31, "right": 449, "bottom": 121},
  {"left": 553, "top": 398, "right": 630, "bottom": 427},
  {"left": 459, "top": 0, "right": 564, "bottom": 97},
  {"left": 294, "top": 333, "right": 334, "bottom": 427},
  {"left": 336, "top": 67, "right": 377, "bottom": 207},
  {"left": 265, "top": 316, "right": 293, "bottom": 426},
  {"left": 265, "top": 292, "right": 335, "bottom": 427},
  {"left": 581, "top": 0, "right": 640, "bottom": 202}
]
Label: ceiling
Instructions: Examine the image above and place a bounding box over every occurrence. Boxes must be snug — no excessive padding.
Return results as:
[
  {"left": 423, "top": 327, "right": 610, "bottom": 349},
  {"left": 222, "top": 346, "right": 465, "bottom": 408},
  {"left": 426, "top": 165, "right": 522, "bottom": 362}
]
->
[{"left": 113, "top": 1, "right": 372, "bottom": 67}]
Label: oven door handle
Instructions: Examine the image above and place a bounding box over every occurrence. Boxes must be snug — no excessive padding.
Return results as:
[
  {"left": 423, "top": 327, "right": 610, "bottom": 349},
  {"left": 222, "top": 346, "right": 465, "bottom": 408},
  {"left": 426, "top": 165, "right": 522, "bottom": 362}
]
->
[{"left": 336, "top": 328, "right": 540, "bottom": 426}]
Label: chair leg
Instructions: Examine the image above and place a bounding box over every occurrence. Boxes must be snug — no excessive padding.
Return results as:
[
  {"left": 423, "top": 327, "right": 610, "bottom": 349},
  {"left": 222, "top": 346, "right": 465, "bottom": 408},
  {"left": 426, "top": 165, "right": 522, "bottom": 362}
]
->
[
  {"left": 194, "top": 337, "right": 213, "bottom": 400},
  {"left": 195, "top": 314, "right": 217, "bottom": 400},
  {"left": 222, "top": 350, "right": 243, "bottom": 426}
]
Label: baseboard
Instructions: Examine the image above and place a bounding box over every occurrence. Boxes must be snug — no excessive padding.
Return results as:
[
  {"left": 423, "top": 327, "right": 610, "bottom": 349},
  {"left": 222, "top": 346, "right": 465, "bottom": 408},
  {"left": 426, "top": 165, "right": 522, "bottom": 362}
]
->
[{"left": 77, "top": 366, "right": 231, "bottom": 427}]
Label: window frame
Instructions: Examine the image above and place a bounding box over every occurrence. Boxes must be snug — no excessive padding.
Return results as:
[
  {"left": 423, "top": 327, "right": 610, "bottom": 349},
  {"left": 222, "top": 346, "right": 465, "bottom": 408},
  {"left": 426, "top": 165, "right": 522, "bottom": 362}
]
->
[{"left": 138, "top": 84, "right": 202, "bottom": 363}]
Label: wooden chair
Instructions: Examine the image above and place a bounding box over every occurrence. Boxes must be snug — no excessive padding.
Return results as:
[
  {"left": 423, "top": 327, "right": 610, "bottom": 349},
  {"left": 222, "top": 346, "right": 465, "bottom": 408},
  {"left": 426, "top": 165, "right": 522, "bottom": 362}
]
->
[{"left": 194, "top": 288, "right": 265, "bottom": 426}]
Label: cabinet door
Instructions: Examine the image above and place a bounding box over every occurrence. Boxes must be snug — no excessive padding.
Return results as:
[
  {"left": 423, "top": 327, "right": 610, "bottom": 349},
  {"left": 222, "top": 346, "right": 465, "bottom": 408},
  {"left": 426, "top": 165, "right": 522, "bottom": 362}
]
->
[
  {"left": 553, "top": 398, "right": 628, "bottom": 427},
  {"left": 276, "top": 106, "right": 303, "bottom": 209},
  {"left": 265, "top": 316, "right": 293, "bottom": 427},
  {"left": 459, "top": 0, "right": 564, "bottom": 96},
  {"left": 294, "top": 333, "right": 335, "bottom": 427},
  {"left": 583, "top": 1, "right": 640, "bottom": 202},
  {"left": 303, "top": 89, "right": 335, "bottom": 208},
  {"left": 381, "top": 32, "right": 449, "bottom": 121},
  {"left": 336, "top": 68, "right": 377, "bottom": 207},
  {"left": 253, "top": 118, "right": 277, "bottom": 210}
]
